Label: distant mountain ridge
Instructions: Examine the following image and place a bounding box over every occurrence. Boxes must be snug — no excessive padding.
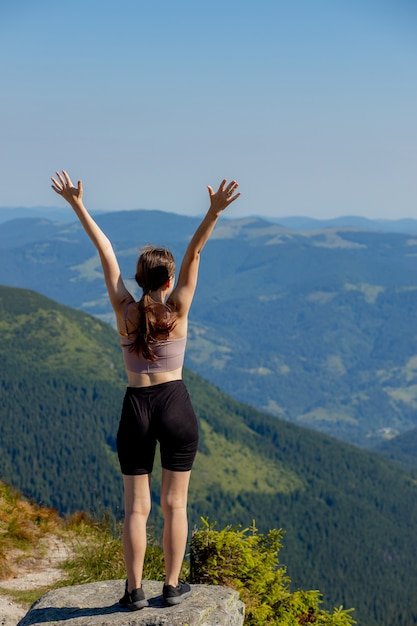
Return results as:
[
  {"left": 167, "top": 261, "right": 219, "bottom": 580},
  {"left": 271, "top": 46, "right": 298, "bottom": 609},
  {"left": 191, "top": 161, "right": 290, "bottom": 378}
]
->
[
  {"left": 263, "top": 214, "right": 417, "bottom": 234},
  {"left": 2, "top": 205, "right": 417, "bottom": 234},
  {"left": 2, "top": 210, "right": 417, "bottom": 449},
  {"left": 1, "top": 285, "right": 417, "bottom": 626},
  {"left": 0, "top": 206, "right": 77, "bottom": 223}
]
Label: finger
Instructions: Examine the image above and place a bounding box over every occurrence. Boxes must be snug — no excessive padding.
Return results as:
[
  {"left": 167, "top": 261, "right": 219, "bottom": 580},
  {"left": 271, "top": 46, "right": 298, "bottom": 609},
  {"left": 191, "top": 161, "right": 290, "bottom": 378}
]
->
[
  {"left": 217, "top": 179, "right": 227, "bottom": 193},
  {"left": 78, "top": 180, "right": 83, "bottom": 196},
  {"left": 51, "top": 177, "right": 64, "bottom": 193},
  {"left": 225, "top": 182, "right": 239, "bottom": 199},
  {"left": 227, "top": 191, "right": 241, "bottom": 204},
  {"left": 62, "top": 170, "right": 74, "bottom": 187},
  {"left": 207, "top": 185, "right": 214, "bottom": 197},
  {"left": 56, "top": 171, "right": 65, "bottom": 186}
]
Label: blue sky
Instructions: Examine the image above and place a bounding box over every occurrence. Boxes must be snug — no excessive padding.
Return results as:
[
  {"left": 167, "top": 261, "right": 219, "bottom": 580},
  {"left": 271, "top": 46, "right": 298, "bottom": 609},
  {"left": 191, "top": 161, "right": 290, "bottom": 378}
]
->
[{"left": 1, "top": 0, "right": 416, "bottom": 218}]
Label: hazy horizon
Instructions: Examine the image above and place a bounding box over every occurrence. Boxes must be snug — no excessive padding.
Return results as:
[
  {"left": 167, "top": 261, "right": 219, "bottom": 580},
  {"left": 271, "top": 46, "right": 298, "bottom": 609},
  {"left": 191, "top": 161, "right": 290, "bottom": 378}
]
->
[{"left": 1, "top": 204, "right": 417, "bottom": 227}]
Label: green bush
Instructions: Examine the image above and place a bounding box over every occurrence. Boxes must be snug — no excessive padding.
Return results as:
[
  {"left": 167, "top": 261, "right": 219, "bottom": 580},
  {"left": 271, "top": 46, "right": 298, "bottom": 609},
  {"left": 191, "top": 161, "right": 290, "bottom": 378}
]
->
[{"left": 190, "top": 519, "right": 356, "bottom": 626}]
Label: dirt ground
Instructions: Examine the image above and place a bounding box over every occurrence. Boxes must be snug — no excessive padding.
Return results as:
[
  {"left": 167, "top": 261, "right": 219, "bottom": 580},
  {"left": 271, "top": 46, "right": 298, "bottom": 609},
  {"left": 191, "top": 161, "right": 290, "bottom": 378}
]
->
[{"left": 0, "top": 535, "right": 72, "bottom": 626}]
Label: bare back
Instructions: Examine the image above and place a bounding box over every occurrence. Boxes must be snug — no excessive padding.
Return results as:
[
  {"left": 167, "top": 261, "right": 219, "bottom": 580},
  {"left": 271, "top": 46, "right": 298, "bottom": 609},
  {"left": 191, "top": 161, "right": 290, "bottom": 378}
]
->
[{"left": 117, "top": 300, "right": 188, "bottom": 388}]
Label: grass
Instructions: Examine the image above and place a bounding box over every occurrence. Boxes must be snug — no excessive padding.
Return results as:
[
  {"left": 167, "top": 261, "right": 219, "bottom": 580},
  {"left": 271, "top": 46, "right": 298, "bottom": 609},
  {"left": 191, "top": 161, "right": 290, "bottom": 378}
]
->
[
  {"left": 0, "top": 479, "right": 181, "bottom": 603},
  {"left": 60, "top": 513, "right": 126, "bottom": 585},
  {"left": 0, "top": 481, "right": 61, "bottom": 580},
  {"left": 0, "top": 480, "right": 356, "bottom": 625},
  {"left": 297, "top": 407, "right": 358, "bottom": 425},
  {"left": 2, "top": 306, "right": 125, "bottom": 384},
  {"left": 0, "top": 586, "right": 53, "bottom": 608},
  {"left": 191, "top": 421, "right": 305, "bottom": 496},
  {"left": 61, "top": 514, "right": 172, "bottom": 586}
]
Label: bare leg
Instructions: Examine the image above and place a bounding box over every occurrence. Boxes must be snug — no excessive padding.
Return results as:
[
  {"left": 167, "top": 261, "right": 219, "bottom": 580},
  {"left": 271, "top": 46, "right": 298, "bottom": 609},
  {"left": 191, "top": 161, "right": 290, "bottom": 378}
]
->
[
  {"left": 161, "top": 469, "right": 191, "bottom": 586},
  {"left": 122, "top": 474, "right": 151, "bottom": 592}
]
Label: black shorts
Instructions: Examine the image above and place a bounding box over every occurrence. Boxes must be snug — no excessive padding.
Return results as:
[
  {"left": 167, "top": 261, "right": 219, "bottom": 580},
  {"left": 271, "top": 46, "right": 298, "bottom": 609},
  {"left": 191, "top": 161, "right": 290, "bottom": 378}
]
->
[{"left": 116, "top": 380, "right": 199, "bottom": 475}]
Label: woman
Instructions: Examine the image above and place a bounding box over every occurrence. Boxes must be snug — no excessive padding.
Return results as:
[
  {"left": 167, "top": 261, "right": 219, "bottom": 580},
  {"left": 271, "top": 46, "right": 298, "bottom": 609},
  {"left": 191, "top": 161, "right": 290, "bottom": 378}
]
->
[{"left": 51, "top": 170, "right": 240, "bottom": 609}]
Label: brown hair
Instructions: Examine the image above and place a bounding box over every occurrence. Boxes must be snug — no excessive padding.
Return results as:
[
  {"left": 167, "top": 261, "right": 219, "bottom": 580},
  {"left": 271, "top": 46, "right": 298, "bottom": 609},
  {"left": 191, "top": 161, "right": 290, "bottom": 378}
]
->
[{"left": 130, "top": 246, "right": 176, "bottom": 360}]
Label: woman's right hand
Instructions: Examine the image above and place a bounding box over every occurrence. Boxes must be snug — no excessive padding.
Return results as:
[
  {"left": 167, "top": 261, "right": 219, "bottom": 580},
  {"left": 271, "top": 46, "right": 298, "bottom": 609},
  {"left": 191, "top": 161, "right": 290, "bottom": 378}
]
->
[
  {"left": 207, "top": 179, "right": 240, "bottom": 215},
  {"left": 51, "top": 170, "right": 83, "bottom": 207}
]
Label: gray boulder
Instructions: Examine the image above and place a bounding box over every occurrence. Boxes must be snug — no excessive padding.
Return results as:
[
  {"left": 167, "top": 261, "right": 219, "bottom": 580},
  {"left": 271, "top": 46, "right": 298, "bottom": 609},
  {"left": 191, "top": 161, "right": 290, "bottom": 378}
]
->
[{"left": 17, "top": 579, "right": 245, "bottom": 626}]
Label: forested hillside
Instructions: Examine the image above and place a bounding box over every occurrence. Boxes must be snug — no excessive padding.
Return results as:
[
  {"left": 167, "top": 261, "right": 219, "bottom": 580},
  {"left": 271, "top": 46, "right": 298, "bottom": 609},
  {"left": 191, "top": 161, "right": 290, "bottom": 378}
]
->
[
  {"left": 0, "top": 286, "right": 126, "bottom": 514},
  {"left": 375, "top": 427, "right": 417, "bottom": 470},
  {"left": 1, "top": 212, "right": 417, "bottom": 447},
  {"left": 1, "top": 286, "right": 417, "bottom": 625}
]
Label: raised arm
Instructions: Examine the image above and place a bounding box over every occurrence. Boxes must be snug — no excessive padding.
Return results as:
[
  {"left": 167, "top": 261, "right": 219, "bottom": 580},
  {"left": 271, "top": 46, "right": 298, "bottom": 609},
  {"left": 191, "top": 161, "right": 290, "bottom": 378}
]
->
[
  {"left": 51, "top": 170, "right": 133, "bottom": 313},
  {"left": 169, "top": 179, "right": 240, "bottom": 315}
]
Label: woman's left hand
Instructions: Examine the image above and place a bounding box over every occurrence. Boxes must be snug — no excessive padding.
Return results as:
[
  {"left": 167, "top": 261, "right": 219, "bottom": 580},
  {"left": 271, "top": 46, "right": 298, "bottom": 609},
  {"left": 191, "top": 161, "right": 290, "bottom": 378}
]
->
[
  {"left": 51, "top": 170, "right": 83, "bottom": 207},
  {"left": 207, "top": 179, "right": 240, "bottom": 213}
]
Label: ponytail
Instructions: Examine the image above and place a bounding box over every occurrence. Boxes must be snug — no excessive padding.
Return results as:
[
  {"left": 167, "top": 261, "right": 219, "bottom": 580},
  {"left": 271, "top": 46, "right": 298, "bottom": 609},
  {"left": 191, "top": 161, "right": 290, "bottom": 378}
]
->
[
  {"left": 130, "top": 295, "right": 174, "bottom": 360},
  {"left": 129, "top": 246, "right": 176, "bottom": 360}
]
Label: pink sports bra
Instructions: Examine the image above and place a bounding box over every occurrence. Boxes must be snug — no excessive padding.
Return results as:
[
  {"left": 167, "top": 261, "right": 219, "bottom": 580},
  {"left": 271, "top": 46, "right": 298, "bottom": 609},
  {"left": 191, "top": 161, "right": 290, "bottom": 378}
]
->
[
  {"left": 120, "top": 302, "right": 186, "bottom": 374},
  {"left": 121, "top": 335, "right": 186, "bottom": 374}
]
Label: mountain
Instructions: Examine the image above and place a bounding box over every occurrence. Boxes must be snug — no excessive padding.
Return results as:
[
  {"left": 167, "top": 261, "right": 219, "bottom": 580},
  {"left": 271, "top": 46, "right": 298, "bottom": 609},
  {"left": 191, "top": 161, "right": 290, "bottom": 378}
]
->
[
  {"left": 375, "top": 427, "right": 417, "bottom": 470},
  {"left": 263, "top": 215, "right": 417, "bottom": 234},
  {"left": 2, "top": 212, "right": 417, "bottom": 449},
  {"left": 1, "top": 285, "right": 417, "bottom": 626},
  {"left": 0, "top": 285, "right": 126, "bottom": 516},
  {"left": 3, "top": 205, "right": 417, "bottom": 234},
  {"left": 0, "top": 206, "right": 78, "bottom": 223}
]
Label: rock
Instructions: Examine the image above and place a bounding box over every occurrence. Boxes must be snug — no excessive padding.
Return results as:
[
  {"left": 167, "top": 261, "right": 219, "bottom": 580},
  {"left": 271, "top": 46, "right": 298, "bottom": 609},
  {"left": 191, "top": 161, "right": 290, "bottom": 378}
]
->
[
  {"left": 0, "top": 596, "right": 26, "bottom": 626},
  {"left": 17, "top": 579, "right": 245, "bottom": 626}
]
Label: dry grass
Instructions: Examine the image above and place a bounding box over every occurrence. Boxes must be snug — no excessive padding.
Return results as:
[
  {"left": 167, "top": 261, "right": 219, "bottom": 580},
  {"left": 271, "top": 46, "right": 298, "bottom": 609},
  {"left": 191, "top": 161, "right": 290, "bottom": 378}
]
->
[
  {"left": 0, "top": 481, "right": 62, "bottom": 580},
  {"left": 0, "top": 479, "right": 188, "bottom": 620}
]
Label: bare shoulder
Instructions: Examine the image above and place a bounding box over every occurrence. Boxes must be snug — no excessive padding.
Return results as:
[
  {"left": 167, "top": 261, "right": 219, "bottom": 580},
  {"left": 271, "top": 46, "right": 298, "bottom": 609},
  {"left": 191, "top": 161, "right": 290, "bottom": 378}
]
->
[
  {"left": 167, "top": 300, "right": 188, "bottom": 339},
  {"left": 115, "top": 298, "right": 137, "bottom": 335},
  {"left": 167, "top": 286, "right": 192, "bottom": 317}
]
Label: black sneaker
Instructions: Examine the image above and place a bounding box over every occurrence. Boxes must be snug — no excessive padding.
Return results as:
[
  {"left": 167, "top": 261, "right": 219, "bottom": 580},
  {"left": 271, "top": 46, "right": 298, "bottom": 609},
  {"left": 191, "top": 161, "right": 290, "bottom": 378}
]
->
[
  {"left": 163, "top": 581, "right": 192, "bottom": 605},
  {"left": 119, "top": 580, "right": 149, "bottom": 610}
]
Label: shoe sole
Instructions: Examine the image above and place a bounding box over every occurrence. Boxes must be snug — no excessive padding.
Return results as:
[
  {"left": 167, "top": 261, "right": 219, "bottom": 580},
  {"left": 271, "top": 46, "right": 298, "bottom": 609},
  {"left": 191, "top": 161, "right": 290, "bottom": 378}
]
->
[
  {"left": 127, "top": 599, "right": 149, "bottom": 611},
  {"left": 164, "top": 590, "right": 192, "bottom": 605},
  {"left": 119, "top": 599, "right": 149, "bottom": 611}
]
